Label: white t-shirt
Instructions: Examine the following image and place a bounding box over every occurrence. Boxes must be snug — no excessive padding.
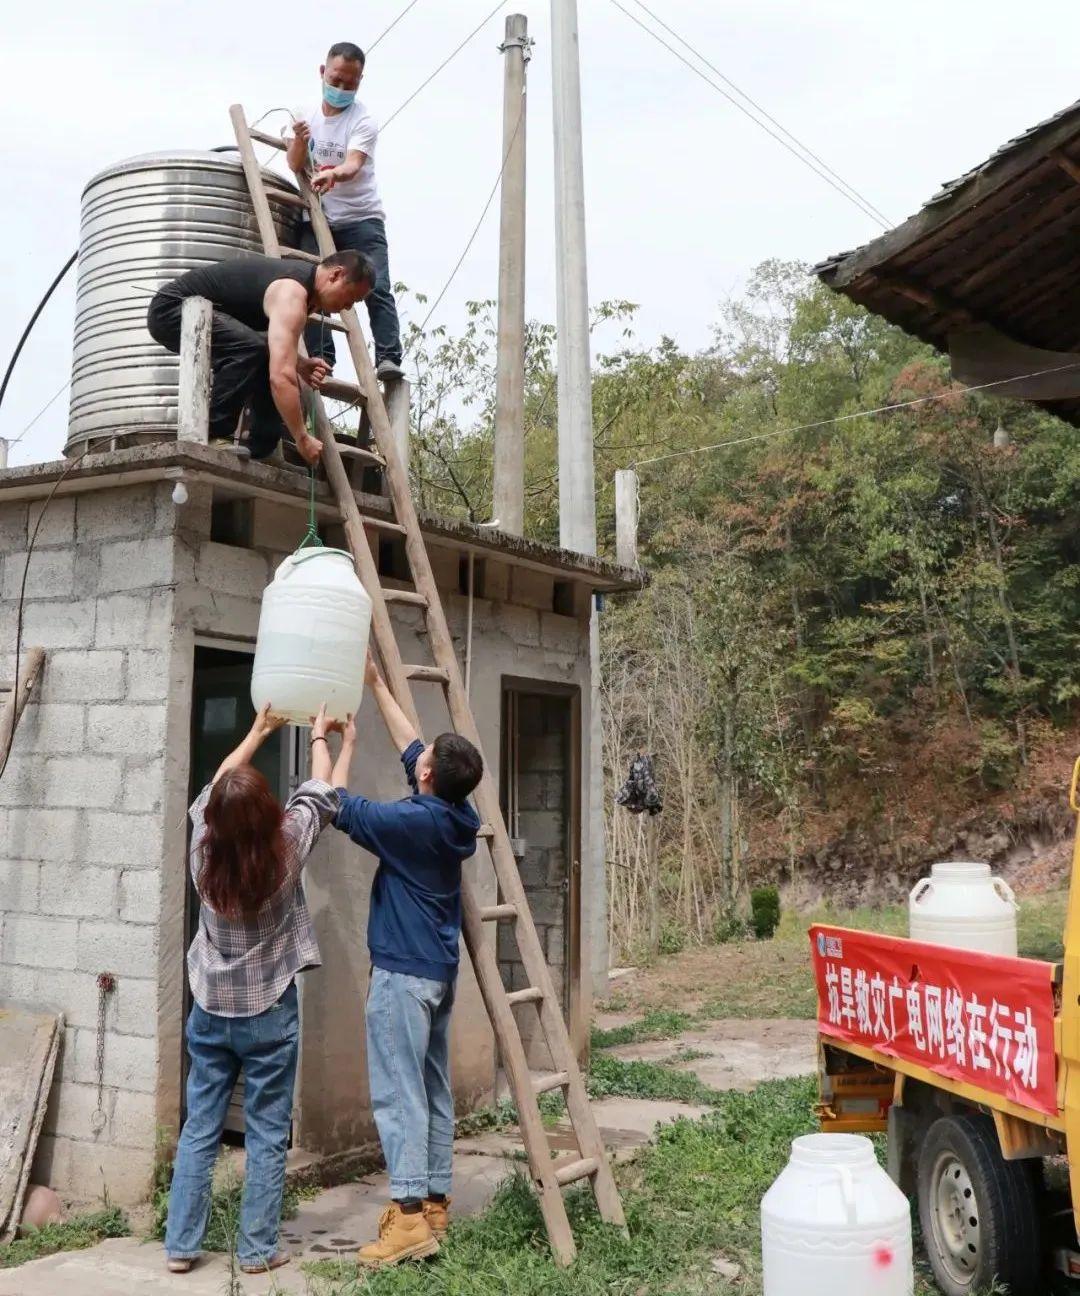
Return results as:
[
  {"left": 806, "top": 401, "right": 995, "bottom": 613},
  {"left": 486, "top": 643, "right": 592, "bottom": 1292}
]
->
[{"left": 298, "top": 99, "right": 385, "bottom": 225}]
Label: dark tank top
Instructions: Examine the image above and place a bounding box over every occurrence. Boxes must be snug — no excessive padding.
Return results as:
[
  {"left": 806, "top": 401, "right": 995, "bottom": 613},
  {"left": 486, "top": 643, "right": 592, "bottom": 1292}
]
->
[{"left": 160, "top": 255, "right": 316, "bottom": 331}]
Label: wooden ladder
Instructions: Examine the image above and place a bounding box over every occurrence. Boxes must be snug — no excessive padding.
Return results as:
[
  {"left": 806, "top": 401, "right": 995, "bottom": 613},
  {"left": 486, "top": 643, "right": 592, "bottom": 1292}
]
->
[
  {"left": 229, "top": 105, "right": 625, "bottom": 1265},
  {"left": 0, "top": 647, "right": 45, "bottom": 772}
]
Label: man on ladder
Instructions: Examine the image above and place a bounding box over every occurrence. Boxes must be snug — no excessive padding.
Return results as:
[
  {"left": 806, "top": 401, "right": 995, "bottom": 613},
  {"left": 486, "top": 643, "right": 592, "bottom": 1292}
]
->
[
  {"left": 286, "top": 41, "right": 405, "bottom": 380},
  {"left": 147, "top": 250, "right": 374, "bottom": 464}
]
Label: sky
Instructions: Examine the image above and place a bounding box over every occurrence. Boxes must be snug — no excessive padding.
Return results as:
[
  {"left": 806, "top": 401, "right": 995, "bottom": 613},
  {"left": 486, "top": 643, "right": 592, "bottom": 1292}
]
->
[{"left": 3, "top": 0, "right": 1080, "bottom": 467}]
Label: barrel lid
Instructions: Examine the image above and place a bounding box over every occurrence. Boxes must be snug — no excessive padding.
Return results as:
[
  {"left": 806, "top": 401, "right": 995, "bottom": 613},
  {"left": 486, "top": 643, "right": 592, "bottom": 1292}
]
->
[{"left": 82, "top": 149, "right": 297, "bottom": 198}]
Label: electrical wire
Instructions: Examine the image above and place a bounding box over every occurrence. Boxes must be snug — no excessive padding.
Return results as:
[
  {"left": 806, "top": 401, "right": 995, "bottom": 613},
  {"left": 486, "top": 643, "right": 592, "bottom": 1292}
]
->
[
  {"left": 631, "top": 359, "right": 1080, "bottom": 470},
  {"left": 383, "top": 0, "right": 507, "bottom": 130},
  {"left": 10, "top": 378, "right": 71, "bottom": 447},
  {"left": 0, "top": 251, "right": 77, "bottom": 425},
  {"left": 0, "top": 444, "right": 92, "bottom": 785},
  {"left": 368, "top": 0, "right": 424, "bottom": 52},
  {"left": 625, "top": 0, "right": 892, "bottom": 229},
  {"left": 330, "top": 92, "right": 525, "bottom": 424},
  {"left": 608, "top": 0, "right": 890, "bottom": 230}
]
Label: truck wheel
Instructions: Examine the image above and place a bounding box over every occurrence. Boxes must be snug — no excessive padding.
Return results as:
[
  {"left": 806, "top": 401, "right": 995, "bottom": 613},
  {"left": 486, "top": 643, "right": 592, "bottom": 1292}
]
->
[{"left": 916, "top": 1113, "right": 1042, "bottom": 1296}]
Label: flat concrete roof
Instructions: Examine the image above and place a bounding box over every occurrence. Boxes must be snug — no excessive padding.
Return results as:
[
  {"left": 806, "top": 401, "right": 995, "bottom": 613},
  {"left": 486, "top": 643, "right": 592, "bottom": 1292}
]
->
[{"left": 0, "top": 441, "right": 645, "bottom": 593}]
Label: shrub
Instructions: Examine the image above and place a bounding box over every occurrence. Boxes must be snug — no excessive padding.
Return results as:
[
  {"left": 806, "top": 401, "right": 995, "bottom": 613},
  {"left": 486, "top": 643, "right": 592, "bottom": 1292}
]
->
[{"left": 751, "top": 886, "right": 781, "bottom": 940}]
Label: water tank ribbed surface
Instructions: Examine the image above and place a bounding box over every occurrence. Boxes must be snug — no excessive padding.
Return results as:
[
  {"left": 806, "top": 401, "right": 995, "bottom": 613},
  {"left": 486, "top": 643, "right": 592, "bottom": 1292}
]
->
[{"left": 67, "top": 150, "right": 301, "bottom": 454}]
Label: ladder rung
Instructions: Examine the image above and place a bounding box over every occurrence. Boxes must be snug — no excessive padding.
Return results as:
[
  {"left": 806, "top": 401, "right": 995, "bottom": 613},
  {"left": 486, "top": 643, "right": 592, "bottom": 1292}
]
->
[
  {"left": 506, "top": 986, "right": 545, "bottom": 1007},
  {"left": 272, "top": 192, "right": 309, "bottom": 210},
  {"left": 309, "top": 313, "right": 349, "bottom": 333},
  {"left": 336, "top": 443, "right": 384, "bottom": 467},
  {"left": 403, "top": 665, "right": 450, "bottom": 684},
  {"left": 320, "top": 376, "right": 366, "bottom": 404},
  {"left": 361, "top": 516, "right": 407, "bottom": 535},
  {"left": 282, "top": 244, "right": 321, "bottom": 262},
  {"left": 479, "top": 903, "right": 517, "bottom": 922},
  {"left": 249, "top": 127, "right": 287, "bottom": 150},
  {"left": 476, "top": 823, "right": 494, "bottom": 840},
  {"left": 552, "top": 1156, "right": 599, "bottom": 1187},
  {"left": 534, "top": 1071, "right": 570, "bottom": 1095},
  {"left": 381, "top": 588, "right": 429, "bottom": 608}
]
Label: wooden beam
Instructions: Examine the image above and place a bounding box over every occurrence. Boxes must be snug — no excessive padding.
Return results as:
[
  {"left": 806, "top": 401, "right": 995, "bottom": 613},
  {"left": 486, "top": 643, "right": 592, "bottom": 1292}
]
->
[
  {"left": 1053, "top": 149, "right": 1080, "bottom": 187},
  {"left": 0, "top": 648, "right": 45, "bottom": 765}
]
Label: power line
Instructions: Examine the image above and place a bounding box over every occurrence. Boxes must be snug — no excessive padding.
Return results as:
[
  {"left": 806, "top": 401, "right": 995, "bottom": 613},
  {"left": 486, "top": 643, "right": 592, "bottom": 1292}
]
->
[
  {"left": 9, "top": 377, "right": 71, "bottom": 446},
  {"left": 625, "top": 0, "right": 893, "bottom": 228},
  {"left": 332, "top": 95, "right": 526, "bottom": 423},
  {"left": 383, "top": 0, "right": 507, "bottom": 130},
  {"left": 632, "top": 360, "right": 1080, "bottom": 470},
  {"left": 608, "top": 0, "right": 890, "bottom": 230},
  {"left": 368, "top": 0, "right": 424, "bottom": 52}
]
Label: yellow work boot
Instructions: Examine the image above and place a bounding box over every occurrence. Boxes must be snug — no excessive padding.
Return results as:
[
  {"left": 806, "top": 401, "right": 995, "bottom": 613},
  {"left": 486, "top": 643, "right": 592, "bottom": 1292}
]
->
[
  {"left": 357, "top": 1204, "right": 439, "bottom": 1268},
  {"left": 423, "top": 1197, "right": 450, "bottom": 1240}
]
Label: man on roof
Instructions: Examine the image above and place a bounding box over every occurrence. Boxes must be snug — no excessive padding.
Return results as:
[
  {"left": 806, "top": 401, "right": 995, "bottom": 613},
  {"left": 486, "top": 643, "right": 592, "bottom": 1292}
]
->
[
  {"left": 147, "top": 250, "right": 374, "bottom": 464},
  {"left": 286, "top": 41, "right": 405, "bottom": 382}
]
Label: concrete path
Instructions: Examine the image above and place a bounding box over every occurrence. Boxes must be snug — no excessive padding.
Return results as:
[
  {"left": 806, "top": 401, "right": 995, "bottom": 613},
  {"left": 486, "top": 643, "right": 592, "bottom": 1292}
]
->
[{"left": 2, "top": 1020, "right": 814, "bottom": 1295}]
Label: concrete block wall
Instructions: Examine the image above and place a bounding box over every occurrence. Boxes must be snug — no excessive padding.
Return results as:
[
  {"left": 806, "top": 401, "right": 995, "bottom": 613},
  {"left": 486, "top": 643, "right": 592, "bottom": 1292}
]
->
[
  {"left": 498, "top": 691, "right": 571, "bottom": 1070},
  {"left": 0, "top": 482, "right": 181, "bottom": 1205}
]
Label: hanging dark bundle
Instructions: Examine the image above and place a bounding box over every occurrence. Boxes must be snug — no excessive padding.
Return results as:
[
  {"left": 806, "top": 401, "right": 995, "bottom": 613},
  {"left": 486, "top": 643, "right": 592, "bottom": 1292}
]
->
[{"left": 615, "top": 753, "right": 662, "bottom": 816}]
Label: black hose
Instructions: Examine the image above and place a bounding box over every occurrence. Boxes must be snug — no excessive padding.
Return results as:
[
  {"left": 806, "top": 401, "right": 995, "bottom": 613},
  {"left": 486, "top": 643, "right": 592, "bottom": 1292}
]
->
[{"left": 0, "top": 251, "right": 78, "bottom": 419}]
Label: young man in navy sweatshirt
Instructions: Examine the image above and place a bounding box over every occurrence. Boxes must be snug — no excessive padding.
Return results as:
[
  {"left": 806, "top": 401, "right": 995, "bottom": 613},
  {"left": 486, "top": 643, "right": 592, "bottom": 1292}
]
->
[{"left": 330, "top": 654, "right": 482, "bottom": 1267}]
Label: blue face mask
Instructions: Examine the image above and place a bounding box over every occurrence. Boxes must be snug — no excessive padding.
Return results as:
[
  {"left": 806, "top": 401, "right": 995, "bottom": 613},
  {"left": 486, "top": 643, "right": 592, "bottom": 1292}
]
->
[{"left": 323, "top": 80, "right": 356, "bottom": 109}]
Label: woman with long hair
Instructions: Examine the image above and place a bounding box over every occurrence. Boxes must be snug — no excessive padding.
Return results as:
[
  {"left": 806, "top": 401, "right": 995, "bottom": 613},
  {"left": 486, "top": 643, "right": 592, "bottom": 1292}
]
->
[{"left": 164, "top": 702, "right": 340, "bottom": 1276}]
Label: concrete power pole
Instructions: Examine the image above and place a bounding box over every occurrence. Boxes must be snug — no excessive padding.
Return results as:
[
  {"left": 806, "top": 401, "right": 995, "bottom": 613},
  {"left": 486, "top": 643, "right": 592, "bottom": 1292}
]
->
[
  {"left": 551, "top": 0, "right": 608, "bottom": 1004},
  {"left": 551, "top": 0, "right": 595, "bottom": 557},
  {"left": 492, "top": 13, "right": 530, "bottom": 537}
]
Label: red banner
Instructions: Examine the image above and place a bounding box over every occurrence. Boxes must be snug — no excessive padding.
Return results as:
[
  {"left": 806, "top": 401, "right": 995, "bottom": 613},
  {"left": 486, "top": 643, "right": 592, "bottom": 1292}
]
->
[{"left": 810, "top": 925, "right": 1058, "bottom": 1117}]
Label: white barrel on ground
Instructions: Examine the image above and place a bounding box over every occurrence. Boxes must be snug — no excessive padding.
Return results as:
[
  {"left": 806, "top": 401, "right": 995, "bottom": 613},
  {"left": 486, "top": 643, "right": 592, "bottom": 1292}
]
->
[
  {"left": 251, "top": 548, "right": 372, "bottom": 725},
  {"left": 761, "top": 1133, "right": 913, "bottom": 1296},
  {"left": 908, "top": 861, "right": 1018, "bottom": 957}
]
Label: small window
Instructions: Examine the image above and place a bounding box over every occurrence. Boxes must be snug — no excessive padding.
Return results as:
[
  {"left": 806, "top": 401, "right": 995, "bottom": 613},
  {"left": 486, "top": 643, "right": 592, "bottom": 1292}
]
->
[
  {"left": 552, "top": 580, "right": 575, "bottom": 616},
  {"left": 210, "top": 498, "right": 253, "bottom": 548},
  {"left": 459, "top": 555, "right": 487, "bottom": 598}
]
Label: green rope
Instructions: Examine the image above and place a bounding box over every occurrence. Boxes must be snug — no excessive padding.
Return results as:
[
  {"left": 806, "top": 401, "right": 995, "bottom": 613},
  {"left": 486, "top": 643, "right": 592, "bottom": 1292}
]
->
[{"left": 296, "top": 310, "right": 327, "bottom": 552}]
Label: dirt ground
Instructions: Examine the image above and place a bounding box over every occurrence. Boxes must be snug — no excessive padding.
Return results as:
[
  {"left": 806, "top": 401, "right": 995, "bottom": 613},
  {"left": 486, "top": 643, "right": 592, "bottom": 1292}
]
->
[{"left": 601, "top": 937, "right": 818, "bottom": 1021}]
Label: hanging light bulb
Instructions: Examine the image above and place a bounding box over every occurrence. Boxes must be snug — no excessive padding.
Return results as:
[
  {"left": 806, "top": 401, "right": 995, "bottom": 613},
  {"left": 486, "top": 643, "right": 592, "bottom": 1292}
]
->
[
  {"left": 993, "top": 421, "right": 1010, "bottom": 449},
  {"left": 171, "top": 481, "right": 189, "bottom": 505}
]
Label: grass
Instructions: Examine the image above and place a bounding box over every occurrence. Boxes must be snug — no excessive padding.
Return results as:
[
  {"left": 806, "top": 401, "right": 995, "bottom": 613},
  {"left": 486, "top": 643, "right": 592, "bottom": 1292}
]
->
[
  {"left": 590, "top": 1007, "right": 693, "bottom": 1049},
  {"left": 301, "top": 1075, "right": 818, "bottom": 1295},
  {"left": 597, "top": 892, "right": 1069, "bottom": 1032},
  {"left": 149, "top": 1163, "right": 319, "bottom": 1251},
  {"left": 298, "top": 1075, "right": 969, "bottom": 1296},
  {"left": 0, "top": 1207, "right": 130, "bottom": 1269}
]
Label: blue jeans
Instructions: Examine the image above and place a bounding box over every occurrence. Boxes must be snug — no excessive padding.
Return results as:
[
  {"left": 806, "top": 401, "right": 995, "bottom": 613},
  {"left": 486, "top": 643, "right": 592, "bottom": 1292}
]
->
[
  {"left": 301, "top": 218, "right": 402, "bottom": 366},
  {"left": 165, "top": 982, "right": 299, "bottom": 1265},
  {"left": 366, "top": 966, "right": 455, "bottom": 1200}
]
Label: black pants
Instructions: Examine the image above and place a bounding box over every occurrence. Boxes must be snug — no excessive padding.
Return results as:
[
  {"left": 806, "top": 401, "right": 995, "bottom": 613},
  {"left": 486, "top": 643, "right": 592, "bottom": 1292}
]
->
[{"left": 147, "top": 294, "right": 288, "bottom": 459}]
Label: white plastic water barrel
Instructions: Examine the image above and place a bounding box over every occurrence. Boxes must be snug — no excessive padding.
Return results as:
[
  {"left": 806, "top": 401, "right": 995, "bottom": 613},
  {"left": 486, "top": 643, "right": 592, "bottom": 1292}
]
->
[
  {"left": 908, "top": 861, "right": 1018, "bottom": 957},
  {"left": 761, "top": 1134, "right": 913, "bottom": 1296},
  {"left": 250, "top": 548, "right": 372, "bottom": 725}
]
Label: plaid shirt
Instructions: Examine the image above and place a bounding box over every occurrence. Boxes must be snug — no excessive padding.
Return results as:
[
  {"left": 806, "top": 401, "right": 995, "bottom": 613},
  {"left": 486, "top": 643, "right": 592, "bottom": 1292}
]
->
[{"left": 186, "top": 779, "right": 340, "bottom": 1017}]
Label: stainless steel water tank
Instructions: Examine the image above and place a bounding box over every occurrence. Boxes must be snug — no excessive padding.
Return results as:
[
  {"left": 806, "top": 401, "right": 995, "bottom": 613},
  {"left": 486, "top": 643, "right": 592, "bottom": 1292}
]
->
[{"left": 67, "top": 150, "right": 301, "bottom": 454}]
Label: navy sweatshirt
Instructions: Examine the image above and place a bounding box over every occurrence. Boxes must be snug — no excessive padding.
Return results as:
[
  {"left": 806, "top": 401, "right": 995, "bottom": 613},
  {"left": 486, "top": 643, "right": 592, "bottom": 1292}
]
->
[{"left": 334, "top": 740, "right": 480, "bottom": 982}]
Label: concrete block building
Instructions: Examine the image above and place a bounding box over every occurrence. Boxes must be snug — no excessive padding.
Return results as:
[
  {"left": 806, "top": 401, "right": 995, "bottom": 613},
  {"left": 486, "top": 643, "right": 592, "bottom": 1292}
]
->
[{"left": 0, "top": 442, "right": 638, "bottom": 1204}]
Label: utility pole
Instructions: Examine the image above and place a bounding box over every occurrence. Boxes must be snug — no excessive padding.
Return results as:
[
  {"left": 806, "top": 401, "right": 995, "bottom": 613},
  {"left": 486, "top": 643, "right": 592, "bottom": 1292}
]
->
[
  {"left": 551, "top": 0, "right": 607, "bottom": 997},
  {"left": 551, "top": 0, "right": 595, "bottom": 557},
  {"left": 493, "top": 13, "right": 530, "bottom": 537},
  {"left": 0, "top": 439, "right": 8, "bottom": 471}
]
